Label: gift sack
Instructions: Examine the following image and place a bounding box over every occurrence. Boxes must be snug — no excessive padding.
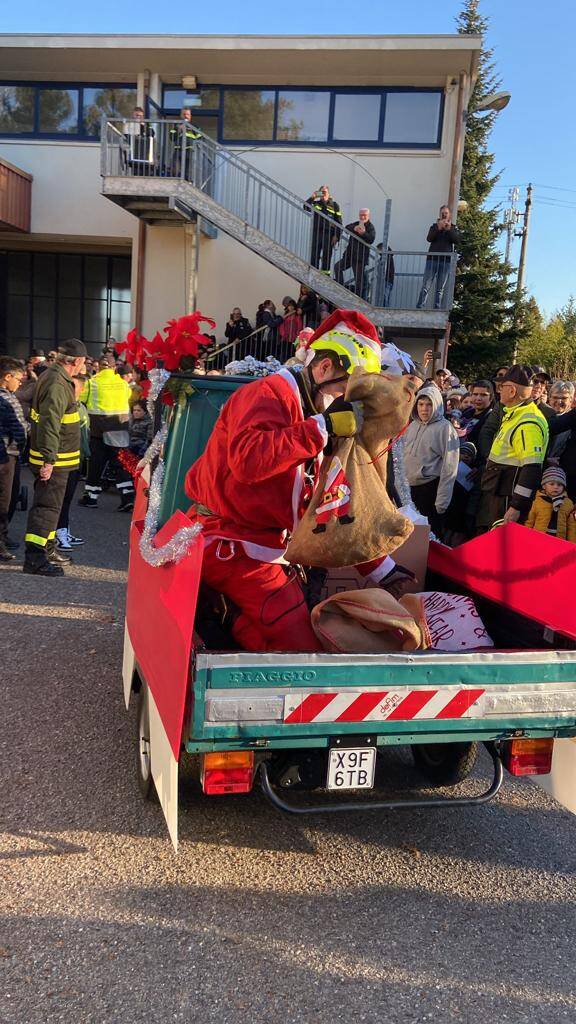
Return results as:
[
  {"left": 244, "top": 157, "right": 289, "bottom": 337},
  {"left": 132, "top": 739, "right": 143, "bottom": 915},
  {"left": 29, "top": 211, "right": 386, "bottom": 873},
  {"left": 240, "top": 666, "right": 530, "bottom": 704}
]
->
[
  {"left": 286, "top": 369, "right": 417, "bottom": 568},
  {"left": 311, "top": 587, "right": 428, "bottom": 654}
]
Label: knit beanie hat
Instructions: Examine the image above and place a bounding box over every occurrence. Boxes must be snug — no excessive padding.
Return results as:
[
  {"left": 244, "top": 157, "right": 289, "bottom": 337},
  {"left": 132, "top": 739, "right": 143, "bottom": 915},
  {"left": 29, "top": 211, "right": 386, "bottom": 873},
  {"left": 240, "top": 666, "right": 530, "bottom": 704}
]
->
[
  {"left": 541, "top": 465, "right": 567, "bottom": 488},
  {"left": 460, "top": 441, "right": 477, "bottom": 461}
]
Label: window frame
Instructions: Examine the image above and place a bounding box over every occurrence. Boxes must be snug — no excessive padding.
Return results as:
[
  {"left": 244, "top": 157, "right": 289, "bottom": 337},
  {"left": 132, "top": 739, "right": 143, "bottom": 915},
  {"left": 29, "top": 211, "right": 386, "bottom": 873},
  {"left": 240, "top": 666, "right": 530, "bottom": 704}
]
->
[{"left": 0, "top": 81, "right": 138, "bottom": 141}]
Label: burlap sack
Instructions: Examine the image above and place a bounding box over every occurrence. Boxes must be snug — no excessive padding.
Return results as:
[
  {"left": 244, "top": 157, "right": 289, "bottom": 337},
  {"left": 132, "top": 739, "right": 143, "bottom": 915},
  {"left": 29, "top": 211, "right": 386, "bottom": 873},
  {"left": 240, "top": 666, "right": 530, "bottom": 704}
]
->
[
  {"left": 286, "top": 369, "right": 417, "bottom": 568},
  {"left": 311, "top": 587, "right": 428, "bottom": 654}
]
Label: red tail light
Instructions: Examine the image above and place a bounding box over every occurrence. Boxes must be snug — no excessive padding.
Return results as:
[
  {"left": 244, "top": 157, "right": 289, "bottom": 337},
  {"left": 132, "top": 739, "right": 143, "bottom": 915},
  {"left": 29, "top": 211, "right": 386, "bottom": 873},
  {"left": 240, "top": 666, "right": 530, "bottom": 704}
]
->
[
  {"left": 201, "top": 751, "right": 254, "bottom": 795},
  {"left": 503, "top": 738, "right": 554, "bottom": 776}
]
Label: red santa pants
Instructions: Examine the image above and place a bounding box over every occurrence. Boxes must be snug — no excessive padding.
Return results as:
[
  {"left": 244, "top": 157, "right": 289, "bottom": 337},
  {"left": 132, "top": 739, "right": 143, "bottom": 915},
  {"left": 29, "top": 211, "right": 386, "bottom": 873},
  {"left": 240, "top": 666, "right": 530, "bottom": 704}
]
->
[{"left": 201, "top": 540, "right": 322, "bottom": 653}]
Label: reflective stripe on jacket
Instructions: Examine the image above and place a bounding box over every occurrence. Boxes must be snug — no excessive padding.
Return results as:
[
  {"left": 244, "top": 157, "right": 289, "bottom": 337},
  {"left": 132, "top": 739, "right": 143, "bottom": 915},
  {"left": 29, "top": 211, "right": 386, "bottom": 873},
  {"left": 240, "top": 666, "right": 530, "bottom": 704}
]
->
[
  {"left": 29, "top": 363, "right": 81, "bottom": 469},
  {"left": 81, "top": 369, "right": 131, "bottom": 417}
]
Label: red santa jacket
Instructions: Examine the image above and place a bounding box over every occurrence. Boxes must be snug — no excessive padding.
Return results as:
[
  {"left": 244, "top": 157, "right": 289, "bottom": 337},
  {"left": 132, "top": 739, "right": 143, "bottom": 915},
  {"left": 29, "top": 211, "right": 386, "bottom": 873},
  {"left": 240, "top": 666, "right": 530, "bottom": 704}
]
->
[{"left": 185, "top": 368, "right": 328, "bottom": 560}]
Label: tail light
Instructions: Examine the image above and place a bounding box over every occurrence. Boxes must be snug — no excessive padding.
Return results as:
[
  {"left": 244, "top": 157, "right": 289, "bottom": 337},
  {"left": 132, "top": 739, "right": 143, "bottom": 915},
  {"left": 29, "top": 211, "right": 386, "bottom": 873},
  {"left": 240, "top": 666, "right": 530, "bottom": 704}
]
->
[
  {"left": 201, "top": 751, "right": 254, "bottom": 795},
  {"left": 503, "top": 738, "right": 554, "bottom": 776}
]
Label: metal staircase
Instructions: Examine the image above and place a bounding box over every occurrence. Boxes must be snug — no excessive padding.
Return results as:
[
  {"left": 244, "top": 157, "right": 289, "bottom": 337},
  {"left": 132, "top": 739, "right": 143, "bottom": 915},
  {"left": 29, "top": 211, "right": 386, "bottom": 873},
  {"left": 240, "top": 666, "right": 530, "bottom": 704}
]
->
[{"left": 101, "top": 119, "right": 455, "bottom": 331}]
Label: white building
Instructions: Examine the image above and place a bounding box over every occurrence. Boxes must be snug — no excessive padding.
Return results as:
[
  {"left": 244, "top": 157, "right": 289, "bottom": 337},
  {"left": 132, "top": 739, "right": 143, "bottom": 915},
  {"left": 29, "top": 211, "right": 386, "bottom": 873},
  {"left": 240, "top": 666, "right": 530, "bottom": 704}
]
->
[{"left": 0, "top": 34, "right": 481, "bottom": 363}]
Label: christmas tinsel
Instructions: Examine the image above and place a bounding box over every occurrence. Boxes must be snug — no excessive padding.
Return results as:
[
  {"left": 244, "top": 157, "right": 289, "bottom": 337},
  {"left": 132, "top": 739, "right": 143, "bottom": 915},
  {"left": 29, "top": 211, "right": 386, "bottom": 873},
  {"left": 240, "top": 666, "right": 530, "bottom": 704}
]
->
[{"left": 139, "top": 460, "right": 202, "bottom": 567}]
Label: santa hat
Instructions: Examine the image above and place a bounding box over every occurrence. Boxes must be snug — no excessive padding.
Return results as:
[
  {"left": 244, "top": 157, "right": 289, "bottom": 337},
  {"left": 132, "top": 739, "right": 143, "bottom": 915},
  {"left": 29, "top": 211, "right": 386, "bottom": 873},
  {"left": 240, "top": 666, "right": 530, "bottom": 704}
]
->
[{"left": 305, "top": 309, "right": 381, "bottom": 367}]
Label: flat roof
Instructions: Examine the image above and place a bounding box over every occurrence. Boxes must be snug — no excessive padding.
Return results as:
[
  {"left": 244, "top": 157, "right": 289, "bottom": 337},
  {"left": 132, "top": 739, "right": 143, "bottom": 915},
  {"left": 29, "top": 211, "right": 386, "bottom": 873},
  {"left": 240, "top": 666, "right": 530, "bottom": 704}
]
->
[{"left": 0, "top": 34, "right": 481, "bottom": 86}]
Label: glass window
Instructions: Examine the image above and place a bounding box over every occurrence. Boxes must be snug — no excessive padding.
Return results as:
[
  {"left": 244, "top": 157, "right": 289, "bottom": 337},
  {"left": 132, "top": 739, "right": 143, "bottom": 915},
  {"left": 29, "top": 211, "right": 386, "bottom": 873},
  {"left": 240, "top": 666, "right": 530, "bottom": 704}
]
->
[
  {"left": 383, "top": 91, "right": 441, "bottom": 144},
  {"left": 111, "top": 257, "right": 131, "bottom": 301},
  {"left": 33, "top": 254, "right": 57, "bottom": 296},
  {"left": 58, "top": 299, "right": 82, "bottom": 340},
  {"left": 223, "top": 90, "right": 275, "bottom": 141},
  {"left": 83, "top": 87, "right": 138, "bottom": 137},
  {"left": 33, "top": 296, "right": 56, "bottom": 340},
  {"left": 276, "top": 91, "right": 329, "bottom": 143},
  {"left": 0, "top": 86, "right": 34, "bottom": 133},
  {"left": 333, "top": 93, "right": 381, "bottom": 142},
  {"left": 7, "top": 296, "right": 30, "bottom": 339},
  {"left": 7, "top": 253, "right": 31, "bottom": 295},
  {"left": 59, "top": 256, "right": 82, "bottom": 298},
  {"left": 110, "top": 300, "right": 131, "bottom": 340},
  {"left": 84, "top": 300, "right": 107, "bottom": 343},
  {"left": 84, "top": 257, "right": 108, "bottom": 300},
  {"left": 39, "top": 88, "right": 79, "bottom": 134},
  {"left": 163, "top": 87, "right": 220, "bottom": 110}
]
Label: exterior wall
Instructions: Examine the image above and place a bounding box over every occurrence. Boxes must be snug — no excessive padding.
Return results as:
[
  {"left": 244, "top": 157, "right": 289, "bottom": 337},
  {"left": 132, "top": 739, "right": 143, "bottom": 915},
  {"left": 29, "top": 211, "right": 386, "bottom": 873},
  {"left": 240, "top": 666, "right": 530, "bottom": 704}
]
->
[{"left": 0, "top": 140, "right": 136, "bottom": 241}]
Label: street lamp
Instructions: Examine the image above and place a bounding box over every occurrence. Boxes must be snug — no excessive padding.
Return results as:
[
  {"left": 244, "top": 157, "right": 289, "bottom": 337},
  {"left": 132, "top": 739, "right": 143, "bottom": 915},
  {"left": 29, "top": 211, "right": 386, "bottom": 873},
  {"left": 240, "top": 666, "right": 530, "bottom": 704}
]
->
[{"left": 474, "top": 91, "right": 512, "bottom": 114}]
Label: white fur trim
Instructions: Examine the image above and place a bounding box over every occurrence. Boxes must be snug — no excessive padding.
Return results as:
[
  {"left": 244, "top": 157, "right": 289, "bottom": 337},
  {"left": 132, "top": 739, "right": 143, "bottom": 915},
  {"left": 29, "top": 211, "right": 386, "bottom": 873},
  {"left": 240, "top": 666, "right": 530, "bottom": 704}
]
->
[{"left": 364, "top": 555, "right": 395, "bottom": 583}]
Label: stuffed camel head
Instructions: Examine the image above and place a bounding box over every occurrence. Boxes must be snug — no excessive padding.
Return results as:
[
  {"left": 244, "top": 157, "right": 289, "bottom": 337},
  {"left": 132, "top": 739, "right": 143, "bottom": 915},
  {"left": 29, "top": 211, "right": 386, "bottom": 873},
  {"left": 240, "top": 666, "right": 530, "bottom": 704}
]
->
[{"left": 345, "top": 368, "right": 418, "bottom": 458}]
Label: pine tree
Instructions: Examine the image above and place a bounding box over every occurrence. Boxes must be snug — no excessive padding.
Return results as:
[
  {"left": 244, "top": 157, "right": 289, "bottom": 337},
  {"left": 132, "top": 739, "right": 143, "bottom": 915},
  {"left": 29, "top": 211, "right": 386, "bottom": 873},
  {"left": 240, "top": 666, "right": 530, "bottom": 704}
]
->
[{"left": 449, "top": 0, "right": 515, "bottom": 379}]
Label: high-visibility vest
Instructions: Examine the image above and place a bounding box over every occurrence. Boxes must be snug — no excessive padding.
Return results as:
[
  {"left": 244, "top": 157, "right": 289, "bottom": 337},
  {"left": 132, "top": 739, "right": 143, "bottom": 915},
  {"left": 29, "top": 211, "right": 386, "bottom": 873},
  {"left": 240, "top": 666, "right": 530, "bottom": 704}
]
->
[
  {"left": 81, "top": 369, "right": 131, "bottom": 417},
  {"left": 488, "top": 400, "right": 548, "bottom": 468}
]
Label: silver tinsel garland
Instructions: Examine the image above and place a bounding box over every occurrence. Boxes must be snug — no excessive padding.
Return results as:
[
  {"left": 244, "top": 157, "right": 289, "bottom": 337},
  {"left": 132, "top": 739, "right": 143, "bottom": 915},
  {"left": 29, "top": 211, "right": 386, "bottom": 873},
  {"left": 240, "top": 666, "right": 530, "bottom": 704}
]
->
[
  {"left": 139, "top": 460, "right": 203, "bottom": 567},
  {"left": 224, "top": 355, "right": 282, "bottom": 377},
  {"left": 146, "top": 367, "right": 171, "bottom": 418},
  {"left": 141, "top": 423, "right": 168, "bottom": 466}
]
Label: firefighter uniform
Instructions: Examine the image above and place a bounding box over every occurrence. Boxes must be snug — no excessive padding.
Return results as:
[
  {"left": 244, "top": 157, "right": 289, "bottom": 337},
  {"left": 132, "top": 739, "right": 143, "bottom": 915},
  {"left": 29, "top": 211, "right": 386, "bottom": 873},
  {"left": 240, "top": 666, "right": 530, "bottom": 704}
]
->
[
  {"left": 477, "top": 398, "right": 549, "bottom": 532},
  {"left": 169, "top": 119, "right": 202, "bottom": 181},
  {"left": 79, "top": 364, "right": 134, "bottom": 509},
  {"left": 305, "top": 191, "right": 343, "bottom": 272},
  {"left": 24, "top": 347, "right": 85, "bottom": 573}
]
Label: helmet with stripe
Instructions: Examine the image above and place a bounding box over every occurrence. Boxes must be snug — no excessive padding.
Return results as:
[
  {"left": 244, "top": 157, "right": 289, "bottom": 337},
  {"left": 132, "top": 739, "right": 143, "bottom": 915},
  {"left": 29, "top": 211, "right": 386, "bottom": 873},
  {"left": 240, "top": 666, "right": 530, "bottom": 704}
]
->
[{"left": 305, "top": 309, "right": 381, "bottom": 375}]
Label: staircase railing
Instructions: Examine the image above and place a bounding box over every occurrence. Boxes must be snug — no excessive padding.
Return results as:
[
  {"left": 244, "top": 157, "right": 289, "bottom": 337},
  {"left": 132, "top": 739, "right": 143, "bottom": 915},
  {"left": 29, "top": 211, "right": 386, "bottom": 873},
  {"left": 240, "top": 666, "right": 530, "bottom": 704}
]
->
[{"left": 102, "top": 118, "right": 457, "bottom": 314}]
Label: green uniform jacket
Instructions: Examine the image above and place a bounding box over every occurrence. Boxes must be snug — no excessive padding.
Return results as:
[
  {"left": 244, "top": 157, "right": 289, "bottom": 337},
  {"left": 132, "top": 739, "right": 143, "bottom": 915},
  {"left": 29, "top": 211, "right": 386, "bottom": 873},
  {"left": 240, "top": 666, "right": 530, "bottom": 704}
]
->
[{"left": 29, "top": 364, "right": 81, "bottom": 471}]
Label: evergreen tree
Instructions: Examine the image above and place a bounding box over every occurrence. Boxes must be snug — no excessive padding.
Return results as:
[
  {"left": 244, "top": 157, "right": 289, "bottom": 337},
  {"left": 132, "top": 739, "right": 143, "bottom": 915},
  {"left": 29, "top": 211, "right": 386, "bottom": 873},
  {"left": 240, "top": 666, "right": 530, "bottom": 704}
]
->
[{"left": 449, "top": 0, "right": 515, "bottom": 379}]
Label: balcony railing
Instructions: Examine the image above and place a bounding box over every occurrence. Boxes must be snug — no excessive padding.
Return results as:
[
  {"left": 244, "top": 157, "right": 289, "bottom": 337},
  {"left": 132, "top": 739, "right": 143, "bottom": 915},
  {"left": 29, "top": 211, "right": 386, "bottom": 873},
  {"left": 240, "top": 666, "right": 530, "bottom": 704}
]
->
[{"left": 101, "top": 118, "right": 457, "bottom": 315}]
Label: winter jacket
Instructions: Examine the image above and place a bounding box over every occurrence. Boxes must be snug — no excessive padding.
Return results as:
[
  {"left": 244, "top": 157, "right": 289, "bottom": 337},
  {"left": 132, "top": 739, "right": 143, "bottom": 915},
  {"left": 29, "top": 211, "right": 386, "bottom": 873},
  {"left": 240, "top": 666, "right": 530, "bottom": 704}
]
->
[
  {"left": 185, "top": 367, "right": 328, "bottom": 559},
  {"left": 525, "top": 490, "right": 576, "bottom": 542},
  {"left": 0, "top": 387, "right": 27, "bottom": 463},
  {"left": 482, "top": 400, "right": 549, "bottom": 516},
  {"left": 403, "top": 385, "right": 460, "bottom": 513},
  {"left": 81, "top": 368, "right": 131, "bottom": 439},
  {"left": 29, "top": 363, "right": 80, "bottom": 470},
  {"left": 426, "top": 223, "right": 461, "bottom": 254},
  {"left": 225, "top": 317, "right": 253, "bottom": 343}
]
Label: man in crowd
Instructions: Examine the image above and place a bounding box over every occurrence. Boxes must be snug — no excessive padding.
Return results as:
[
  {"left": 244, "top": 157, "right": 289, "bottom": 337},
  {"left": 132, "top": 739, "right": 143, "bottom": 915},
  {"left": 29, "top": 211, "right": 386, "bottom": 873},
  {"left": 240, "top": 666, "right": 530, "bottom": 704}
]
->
[
  {"left": 334, "top": 208, "right": 376, "bottom": 297},
  {"left": 305, "top": 185, "right": 342, "bottom": 272},
  {"left": 461, "top": 380, "right": 495, "bottom": 446},
  {"left": 476, "top": 365, "right": 548, "bottom": 532},
  {"left": 23, "top": 339, "right": 87, "bottom": 576},
  {"left": 79, "top": 353, "right": 134, "bottom": 512},
  {"left": 417, "top": 205, "right": 461, "bottom": 310},
  {"left": 185, "top": 310, "right": 418, "bottom": 653},
  {"left": 169, "top": 107, "right": 202, "bottom": 180},
  {"left": 0, "top": 357, "right": 27, "bottom": 562},
  {"left": 530, "top": 371, "right": 554, "bottom": 422},
  {"left": 225, "top": 308, "right": 253, "bottom": 344}
]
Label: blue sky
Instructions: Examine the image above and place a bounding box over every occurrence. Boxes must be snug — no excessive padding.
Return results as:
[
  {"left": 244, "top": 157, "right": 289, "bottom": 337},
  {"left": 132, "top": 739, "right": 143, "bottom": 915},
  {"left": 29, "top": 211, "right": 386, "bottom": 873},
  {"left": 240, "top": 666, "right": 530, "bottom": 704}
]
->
[{"left": 3, "top": 0, "right": 575, "bottom": 317}]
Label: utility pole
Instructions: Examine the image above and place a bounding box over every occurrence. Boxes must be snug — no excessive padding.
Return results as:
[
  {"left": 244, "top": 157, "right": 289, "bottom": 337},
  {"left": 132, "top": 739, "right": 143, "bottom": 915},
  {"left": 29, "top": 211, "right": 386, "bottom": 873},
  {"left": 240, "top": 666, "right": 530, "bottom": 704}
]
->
[
  {"left": 503, "top": 186, "right": 520, "bottom": 264},
  {"left": 516, "top": 183, "right": 533, "bottom": 298}
]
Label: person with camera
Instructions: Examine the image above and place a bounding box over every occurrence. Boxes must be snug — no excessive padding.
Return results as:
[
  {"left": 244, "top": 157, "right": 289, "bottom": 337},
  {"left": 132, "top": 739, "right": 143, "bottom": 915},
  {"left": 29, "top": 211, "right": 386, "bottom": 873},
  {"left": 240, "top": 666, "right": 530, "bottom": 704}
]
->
[
  {"left": 416, "top": 204, "right": 461, "bottom": 310},
  {"left": 334, "top": 208, "right": 376, "bottom": 296},
  {"left": 224, "top": 307, "right": 253, "bottom": 344},
  {"left": 305, "top": 185, "right": 342, "bottom": 272}
]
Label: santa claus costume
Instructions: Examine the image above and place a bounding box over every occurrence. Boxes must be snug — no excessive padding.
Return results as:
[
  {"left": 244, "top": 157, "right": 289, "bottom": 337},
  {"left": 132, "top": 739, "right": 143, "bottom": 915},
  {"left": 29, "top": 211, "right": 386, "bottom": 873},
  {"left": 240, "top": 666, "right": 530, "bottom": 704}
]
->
[{"left": 185, "top": 309, "right": 400, "bottom": 653}]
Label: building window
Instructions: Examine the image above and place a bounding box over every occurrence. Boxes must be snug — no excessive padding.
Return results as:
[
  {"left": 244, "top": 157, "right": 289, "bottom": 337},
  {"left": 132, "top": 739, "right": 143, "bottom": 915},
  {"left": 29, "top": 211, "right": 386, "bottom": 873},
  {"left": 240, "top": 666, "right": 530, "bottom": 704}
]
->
[
  {"left": 0, "top": 86, "right": 34, "bottom": 133},
  {"left": 82, "top": 87, "right": 138, "bottom": 138},
  {"left": 383, "top": 91, "right": 442, "bottom": 145},
  {"left": 222, "top": 90, "right": 275, "bottom": 141},
  {"left": 277, "top": 91, "right": 330, "bottom": 143},
  {"left": 0, "top": 251, "right": 132, "bottom": 359},
  {"left": 332, "top": 93, "right": 381, "bottom": 142},
  {"left": 39, "top": 88, "right": 79, "bottom": 134},
  {"left": 162, "top": 87, "right": 220, "bottom": 111}
]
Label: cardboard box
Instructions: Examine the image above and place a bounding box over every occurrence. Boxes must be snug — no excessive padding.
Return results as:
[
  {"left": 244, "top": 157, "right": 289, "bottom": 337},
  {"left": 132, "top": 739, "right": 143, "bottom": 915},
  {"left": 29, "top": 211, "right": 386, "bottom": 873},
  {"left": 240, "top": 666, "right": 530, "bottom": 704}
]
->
[{"left": 323, "top": 523, "right": 430, "bottom": 598}]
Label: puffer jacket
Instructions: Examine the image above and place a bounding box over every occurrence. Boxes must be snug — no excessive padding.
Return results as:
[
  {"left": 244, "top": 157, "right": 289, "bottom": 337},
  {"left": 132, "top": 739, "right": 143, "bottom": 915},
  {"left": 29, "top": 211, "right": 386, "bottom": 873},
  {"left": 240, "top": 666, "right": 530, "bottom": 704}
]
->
[
  {"left": 403, "top": 384, "right": 460, "bottom": 513},
  {"left": 525, "top": 490, "right": 576, "bottom": 542}
]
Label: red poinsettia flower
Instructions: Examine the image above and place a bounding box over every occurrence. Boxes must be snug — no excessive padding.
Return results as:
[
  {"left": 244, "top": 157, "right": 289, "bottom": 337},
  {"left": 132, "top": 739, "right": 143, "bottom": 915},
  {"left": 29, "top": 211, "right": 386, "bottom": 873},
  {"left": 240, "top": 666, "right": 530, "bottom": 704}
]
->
[{"left": 115, "top": 328, "right": 149, "bottom": 369}]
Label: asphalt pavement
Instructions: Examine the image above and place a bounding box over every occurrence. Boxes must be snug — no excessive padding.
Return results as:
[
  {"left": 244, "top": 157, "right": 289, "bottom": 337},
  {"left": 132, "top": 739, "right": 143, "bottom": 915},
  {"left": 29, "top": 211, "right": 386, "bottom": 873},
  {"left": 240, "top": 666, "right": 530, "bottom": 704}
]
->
[{"left": 1, "top": 480, "right": 576, "bottom": 1024}]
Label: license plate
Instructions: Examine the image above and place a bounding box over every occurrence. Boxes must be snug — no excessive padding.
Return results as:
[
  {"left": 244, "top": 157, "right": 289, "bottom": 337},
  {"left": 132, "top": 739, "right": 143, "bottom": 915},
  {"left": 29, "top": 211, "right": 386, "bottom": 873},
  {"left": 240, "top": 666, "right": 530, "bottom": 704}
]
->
[{"left": 327, "top": 747, "right": 376, "bottom": 790}]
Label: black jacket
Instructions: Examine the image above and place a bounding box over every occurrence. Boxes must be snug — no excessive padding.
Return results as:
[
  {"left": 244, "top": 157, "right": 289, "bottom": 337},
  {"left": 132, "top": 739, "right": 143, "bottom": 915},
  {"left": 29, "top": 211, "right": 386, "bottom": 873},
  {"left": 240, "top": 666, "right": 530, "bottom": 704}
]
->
[
  {"left": 306, "top": 194, "right": 343, "bottom": 240},
  {"left": 343, "top": 220, "right": 376, "bottom": 265},
  {"left": 426, "top": 223, "right": 461, "bottom": 254},
  {"left": 225, "top": 317, "right": 252, "bottom": 343}
]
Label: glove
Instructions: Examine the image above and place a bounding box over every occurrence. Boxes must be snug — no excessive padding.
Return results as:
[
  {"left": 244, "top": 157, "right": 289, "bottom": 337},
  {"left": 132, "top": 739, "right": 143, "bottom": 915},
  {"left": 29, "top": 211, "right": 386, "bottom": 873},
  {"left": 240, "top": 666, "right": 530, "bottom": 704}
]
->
[{"left": 323, "top": 397, "right": 363, "bottom": 438}]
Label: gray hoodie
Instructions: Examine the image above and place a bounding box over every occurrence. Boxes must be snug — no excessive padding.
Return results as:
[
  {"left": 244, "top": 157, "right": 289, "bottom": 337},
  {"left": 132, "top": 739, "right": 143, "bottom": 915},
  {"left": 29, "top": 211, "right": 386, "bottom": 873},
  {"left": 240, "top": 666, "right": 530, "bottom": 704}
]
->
[{"left": 403, "top": 384, "right": 460, "bottom": 513}]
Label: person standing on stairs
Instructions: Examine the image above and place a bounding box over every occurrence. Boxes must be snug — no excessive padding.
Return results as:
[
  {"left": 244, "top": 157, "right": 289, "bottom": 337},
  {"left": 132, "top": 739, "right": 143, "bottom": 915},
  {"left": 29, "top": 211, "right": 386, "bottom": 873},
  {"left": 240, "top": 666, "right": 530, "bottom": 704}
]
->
[{"left": 305, "top": 185, "right": 342, "bottom": 273}]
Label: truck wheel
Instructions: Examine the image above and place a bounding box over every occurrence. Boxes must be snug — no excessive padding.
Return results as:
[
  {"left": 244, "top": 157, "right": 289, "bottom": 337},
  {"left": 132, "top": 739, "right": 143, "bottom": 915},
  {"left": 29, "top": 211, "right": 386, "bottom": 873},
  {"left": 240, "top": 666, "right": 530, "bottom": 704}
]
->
[
  {"left": 412, "top": 742, "right": 478, "bottom": 786},
  {"left": 136, "top": 686, "right": 157, "bottom": 802}
]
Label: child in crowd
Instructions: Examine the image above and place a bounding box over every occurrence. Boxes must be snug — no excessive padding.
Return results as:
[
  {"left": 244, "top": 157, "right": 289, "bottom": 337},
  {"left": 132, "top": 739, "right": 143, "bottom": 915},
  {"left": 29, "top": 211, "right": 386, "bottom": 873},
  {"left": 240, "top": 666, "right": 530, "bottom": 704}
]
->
[
  {"left": 525, "top": 465, "right": 576, "bottom": 542},
  {"left": 129, "top": 399, "right": 153, "bottom": 457},
  {"left": 403, "top": 385, "right": 460, "bottom": 538}
]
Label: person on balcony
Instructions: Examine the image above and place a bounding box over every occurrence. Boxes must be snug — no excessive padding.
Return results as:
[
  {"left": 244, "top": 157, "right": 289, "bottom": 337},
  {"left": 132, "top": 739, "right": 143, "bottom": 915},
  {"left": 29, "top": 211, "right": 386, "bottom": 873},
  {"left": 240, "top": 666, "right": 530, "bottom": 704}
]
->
[
  {"left": 416, "top": 205, "right": 461, "bottom": 310},
  {"left": 334, "top": 208, "right": 376, "bottom": 297},
  {"left": 123, "top": 106, "right": 155, "bottom": 176},
  {"left": 305, "top": 185, "right": 342, "bottom": 273},
  {"left": 169, "top": 108, "right": 202, "bottom": 182},
  {"left": 224, "top": 308, "right": 253, "bottom": 344}
]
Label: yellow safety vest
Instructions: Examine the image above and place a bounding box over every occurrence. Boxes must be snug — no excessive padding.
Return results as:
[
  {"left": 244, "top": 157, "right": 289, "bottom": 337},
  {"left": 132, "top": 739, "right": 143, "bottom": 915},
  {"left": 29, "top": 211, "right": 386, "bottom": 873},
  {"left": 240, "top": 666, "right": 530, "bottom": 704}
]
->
[
  {"left": 81, "top": 369, "right": 131, "bottom": 417},
  {"left": 489, "top": 400, "right": 548, "bottom": 468}
]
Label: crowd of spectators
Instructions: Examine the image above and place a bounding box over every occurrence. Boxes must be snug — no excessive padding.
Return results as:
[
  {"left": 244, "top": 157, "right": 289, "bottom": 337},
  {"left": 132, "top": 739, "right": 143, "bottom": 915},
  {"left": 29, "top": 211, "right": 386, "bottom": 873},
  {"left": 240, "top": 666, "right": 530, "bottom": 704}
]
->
[{"left": 402, "top": 362, "right": 576, "bottom": 547}]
